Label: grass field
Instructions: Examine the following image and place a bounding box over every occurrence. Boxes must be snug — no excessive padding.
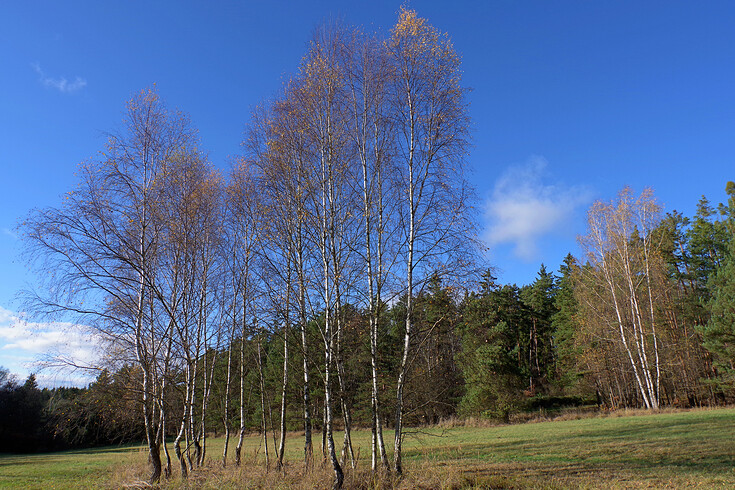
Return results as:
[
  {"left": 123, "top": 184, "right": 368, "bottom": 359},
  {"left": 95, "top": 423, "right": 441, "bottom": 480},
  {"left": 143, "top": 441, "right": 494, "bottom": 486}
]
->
[{"left": 2, "top": 407, "right": 735, "bottom": 488}]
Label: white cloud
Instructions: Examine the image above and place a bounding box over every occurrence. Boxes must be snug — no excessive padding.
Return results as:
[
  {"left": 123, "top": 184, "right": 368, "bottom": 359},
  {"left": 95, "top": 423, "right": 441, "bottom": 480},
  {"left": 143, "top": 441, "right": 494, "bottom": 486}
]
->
[
  {"left": 484, "top": 156, "right": 592, "bottom": 261},
  {"left": 0, "top": 305, "right": 100, "bottom": 386},
  {"left": 31, "top": 62, "right": 87, "bottom": 93},
  {"left": 2, "top": 228, "right": 17, "bottom": 239}
]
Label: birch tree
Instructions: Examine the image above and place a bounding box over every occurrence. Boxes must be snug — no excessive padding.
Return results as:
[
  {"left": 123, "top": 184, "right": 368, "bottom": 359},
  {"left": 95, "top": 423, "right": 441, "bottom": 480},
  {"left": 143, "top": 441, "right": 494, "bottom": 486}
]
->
[
  {"left": 269, "top": 98, "right": 318, "bottom": 469},
  {"left": 21, "top": 88, "right": 200, "bottom": 483},
  {"left": 224, "top": 159, "right": 260, "bottom": 467},
  {"left": 343, "top": 28, "right": 395, "bottom": 472},
  {"left": 152, "top": 147, "right": 221, "bottom": 477},
  {"left": 387, "top": 7, "right": 473, "bottom": 474},
  {"left": 249, "top": 119, "right": 297, "bottom": 472},
  {"left": 297, "top": 26, "right": 349, "bottom": 487}
]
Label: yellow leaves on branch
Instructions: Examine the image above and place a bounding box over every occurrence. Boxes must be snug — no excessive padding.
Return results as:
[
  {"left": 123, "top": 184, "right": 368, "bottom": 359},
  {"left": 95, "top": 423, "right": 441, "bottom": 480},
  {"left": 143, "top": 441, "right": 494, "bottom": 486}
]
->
[
  {"left": 393, "top": 6, "right": 426, "bottom": 38},
  {"left": 389, "top": 6, "right": 459, "bottom": 76}
]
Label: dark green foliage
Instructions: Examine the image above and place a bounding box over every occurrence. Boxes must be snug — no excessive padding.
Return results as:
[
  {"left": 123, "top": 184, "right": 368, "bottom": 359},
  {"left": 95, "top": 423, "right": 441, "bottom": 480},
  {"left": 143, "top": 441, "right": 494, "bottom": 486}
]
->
[
  {"left": 456, "top": 265, "right": 569, "bottom": 420},
  {"left": 702, "top": 247, "right": 735, "bottom": 391},
  {"left": 0, "top": 368, "right": 146, "bottom": 454},
  {"left": 457, "top": 271, "right": 527, "bottom": 420},
  {"left": 520, "top": 264, "right": 557, "bottom": 392},
  {"left": 701, "top": 183, "right": 735, "bottom": 393},
  {"left": 0, "top": 374, "right": 45, "bottom": 452},
  {"left": 687, "top": 196, "right": 729, "bottom": 293},
  {"left": 551, "top": 254, "right": 585, "bottom": 392}
]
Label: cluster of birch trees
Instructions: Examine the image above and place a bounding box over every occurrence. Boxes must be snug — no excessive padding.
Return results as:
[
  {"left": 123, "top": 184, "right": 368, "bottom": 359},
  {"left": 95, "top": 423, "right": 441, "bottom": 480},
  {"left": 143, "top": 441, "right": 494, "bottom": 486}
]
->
[
  {"left": 577, "top": 188, "right": 666, "bottom": 409},
  {"left": 569, "top": 185, "right": 735, "bottom": 410},
  {"left": 21, "top": 8, "right": 476, "bottom": 487}
]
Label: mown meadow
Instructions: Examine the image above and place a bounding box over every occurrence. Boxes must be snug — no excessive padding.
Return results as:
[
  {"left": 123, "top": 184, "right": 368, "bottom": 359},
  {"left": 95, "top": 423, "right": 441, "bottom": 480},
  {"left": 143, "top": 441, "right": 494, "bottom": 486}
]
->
[{"left": 2, "top": 407, "right": 734, "bottom": 489}]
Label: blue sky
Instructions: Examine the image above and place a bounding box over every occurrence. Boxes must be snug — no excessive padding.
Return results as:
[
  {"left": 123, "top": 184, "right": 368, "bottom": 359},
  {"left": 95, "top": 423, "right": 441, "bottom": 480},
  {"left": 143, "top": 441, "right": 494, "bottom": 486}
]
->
[{"left": 1, "top": 1, "right": 734, "bottom": 384}]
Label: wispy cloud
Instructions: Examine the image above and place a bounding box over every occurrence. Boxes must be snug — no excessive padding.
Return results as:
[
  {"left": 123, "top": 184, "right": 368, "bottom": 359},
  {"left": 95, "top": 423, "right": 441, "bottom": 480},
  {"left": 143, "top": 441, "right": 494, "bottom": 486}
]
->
[
  {"left": 0, "top": 305, "right": 100, "bottom": 386},
  {"left": 31, "top": 62, "right": 87, "bottom": 93},
  {"left": 2, "top": 228, "right": 17, "bottom": 240},
  {"left": 484, "top": 156, "right": 592, "bottom": 261}
]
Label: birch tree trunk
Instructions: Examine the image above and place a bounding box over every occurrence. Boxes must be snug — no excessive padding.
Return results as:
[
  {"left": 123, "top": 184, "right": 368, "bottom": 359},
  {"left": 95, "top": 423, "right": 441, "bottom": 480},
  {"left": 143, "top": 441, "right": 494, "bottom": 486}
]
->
[
  {"left": 257, "top": 332, "right": 270, "bottom": 469},
  {"left": 277, "top": 264, "right": 292, "bottom": 471},
  {"left": 222, "top": 286, "right": 238, "bottom": 467},
  {"left": 222, "top": 321, "right": 234, "bottom": 467}
]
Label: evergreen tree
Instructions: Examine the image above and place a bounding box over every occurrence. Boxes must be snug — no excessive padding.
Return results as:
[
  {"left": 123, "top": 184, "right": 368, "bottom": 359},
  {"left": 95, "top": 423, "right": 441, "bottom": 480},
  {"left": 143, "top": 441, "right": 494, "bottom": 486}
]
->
[
  {"left": 687, "top": 196, "right": 730, "bottom": 298},
  {"left": 0, "top": 374, "right": 46, "bottom": 452},
  {"left": 702, "top": 240, "right": 735, "bottom": 391},
  {"left": 457, "top": 271, "right": 526, "bottom": 420},
  {"left": 701, "top": 182, "right": 735, "bottom": 391},
  {"left": 551, "top": 254, "right": 584, "bottom": 392},
  {"left": 520, "top": 264, "right": 557, "bottom": 392}
]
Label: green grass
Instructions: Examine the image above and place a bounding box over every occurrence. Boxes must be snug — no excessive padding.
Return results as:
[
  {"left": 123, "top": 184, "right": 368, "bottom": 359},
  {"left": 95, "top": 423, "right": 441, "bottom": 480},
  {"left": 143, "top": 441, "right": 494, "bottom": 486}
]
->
[
  {"left": 399, "top": 409, "right": 735, "bottom": 488},
  {"left": 0, "top": 444, "right": 145, "bottom": 489},
  {"left": 2, "top": 408, "right": 735, "bottom": 488}
]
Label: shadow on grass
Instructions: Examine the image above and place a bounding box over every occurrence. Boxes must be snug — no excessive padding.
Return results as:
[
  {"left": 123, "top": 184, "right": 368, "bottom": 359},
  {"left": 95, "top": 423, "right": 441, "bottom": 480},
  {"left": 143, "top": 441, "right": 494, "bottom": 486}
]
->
[
  {"left": 0, "top": 442, "right": 143, "bottom": 462},
  {"left": 399, "top": 411, "right": 735, "bottom": 483}
]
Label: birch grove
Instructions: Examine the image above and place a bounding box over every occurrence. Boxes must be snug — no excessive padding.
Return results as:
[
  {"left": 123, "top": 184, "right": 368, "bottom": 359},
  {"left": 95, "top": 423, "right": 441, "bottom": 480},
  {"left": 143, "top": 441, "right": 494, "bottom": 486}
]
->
[{"left": 21, "top": 9, "right": 476, "bottom": 488}]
